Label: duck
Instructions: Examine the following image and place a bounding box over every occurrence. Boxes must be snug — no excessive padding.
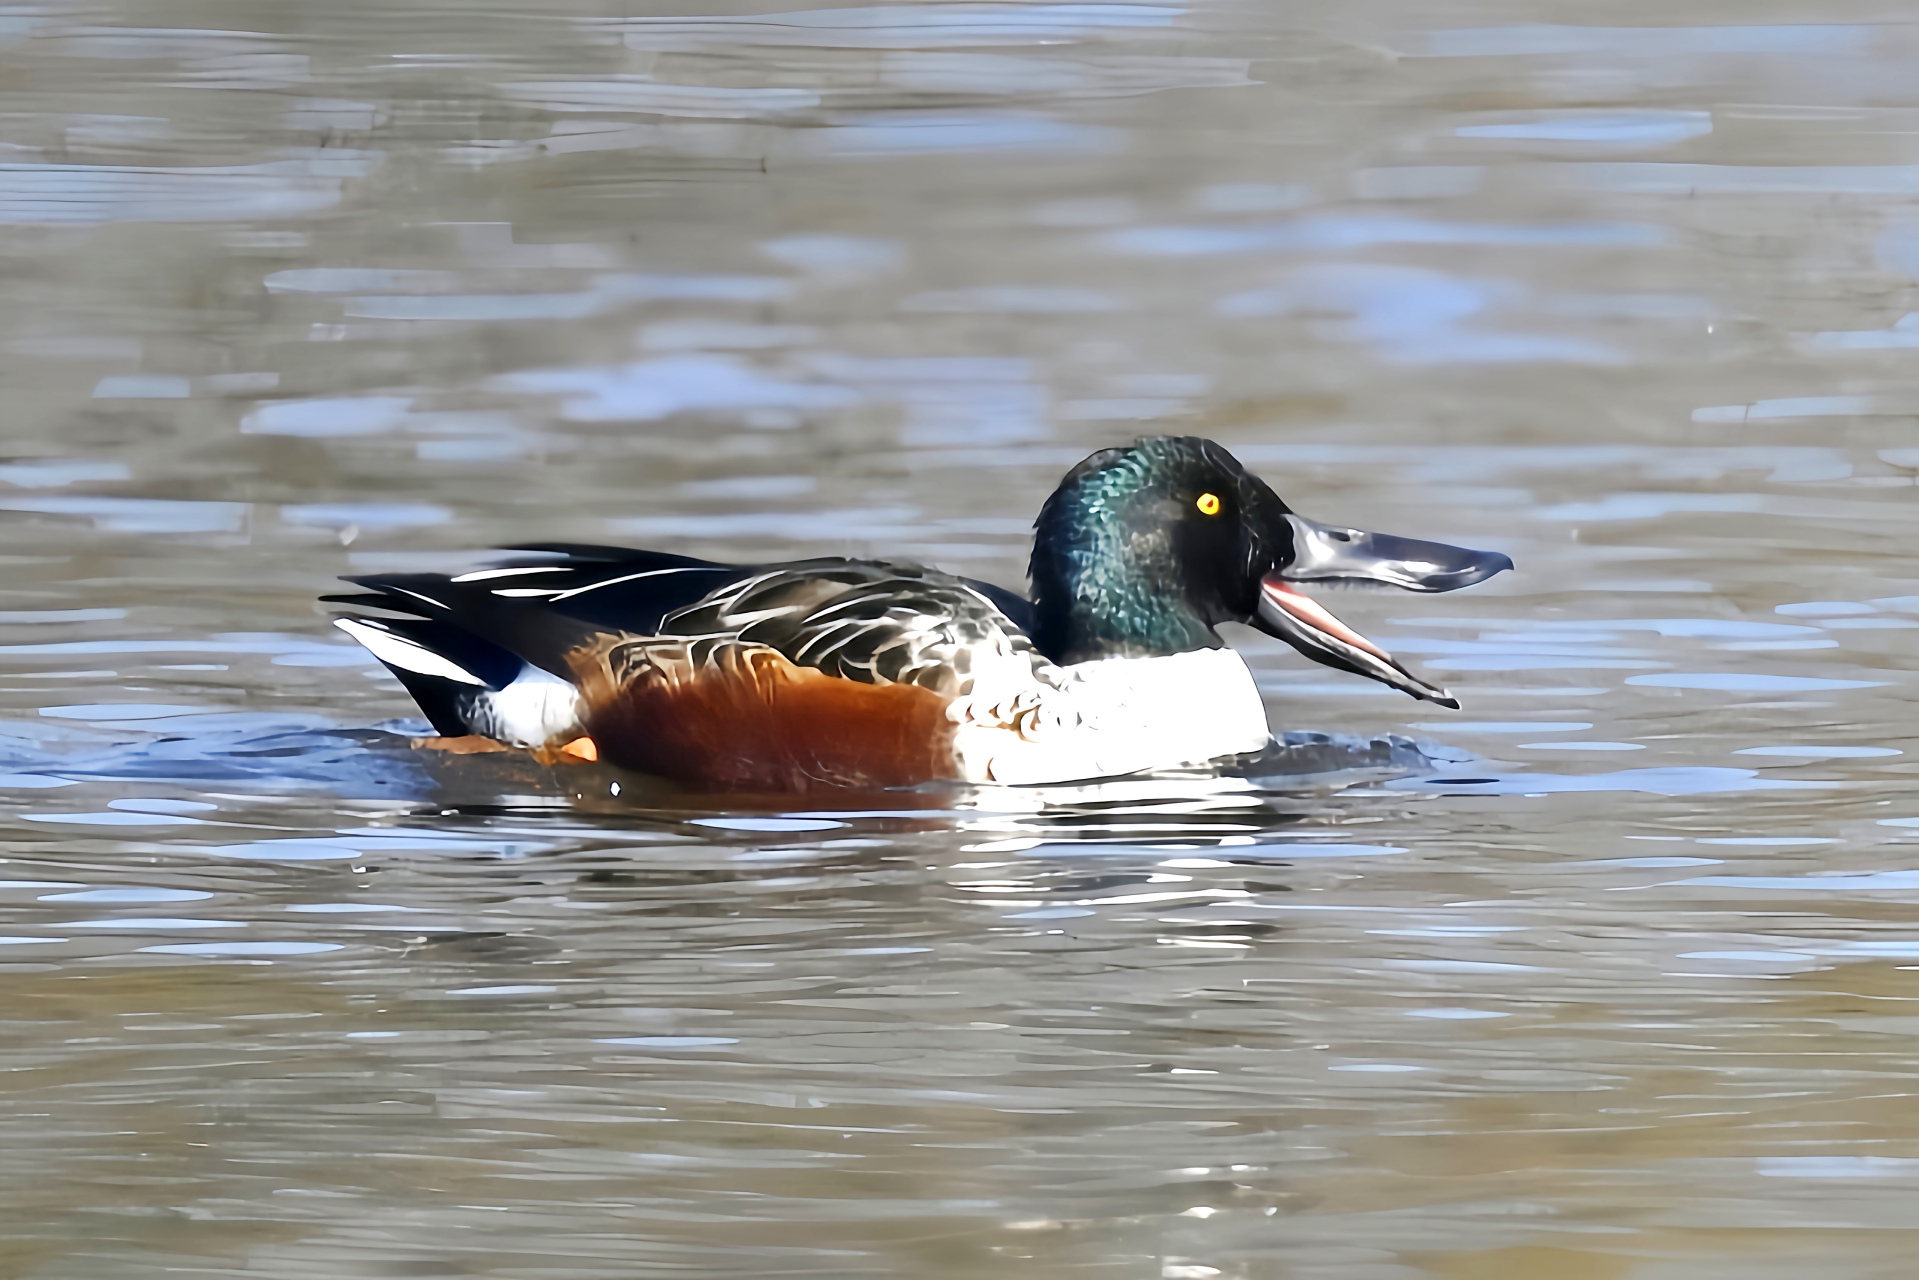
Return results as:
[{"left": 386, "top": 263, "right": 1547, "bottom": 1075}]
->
[{"left": 327, "top": 435, "right": 1511, "bottom": 791}]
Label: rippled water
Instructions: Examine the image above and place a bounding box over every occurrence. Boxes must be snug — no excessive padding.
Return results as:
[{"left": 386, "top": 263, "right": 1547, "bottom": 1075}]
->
[{"left": 5, "top": 2, "right": 1919, "bottom": 1276}]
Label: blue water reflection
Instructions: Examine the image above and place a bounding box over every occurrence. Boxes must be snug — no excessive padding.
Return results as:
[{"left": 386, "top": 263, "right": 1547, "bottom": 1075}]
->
[
  {"left": 1421, "top": 24, "right": 1873, "bottom": 58},
  {"left": 609, "top": 4, "right": 1186, "bottom": 49},
  {"left": 1217, "top": 264, "right": 1618, "bottom": 364},
  {"left": 1457, "top": 111, "right": 1713, "bottom": 145},
  {"left": 1108, "top": 212, "right": 1664, "bottom": 257}
]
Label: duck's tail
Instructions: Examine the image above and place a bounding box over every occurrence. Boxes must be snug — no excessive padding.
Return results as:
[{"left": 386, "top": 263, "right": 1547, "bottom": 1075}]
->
[
  {"left": 325, "top": 610, "right": 517, "bottom": 737},
  {"left": 325, "top": 586, "right": 586, "bottom": 747}
]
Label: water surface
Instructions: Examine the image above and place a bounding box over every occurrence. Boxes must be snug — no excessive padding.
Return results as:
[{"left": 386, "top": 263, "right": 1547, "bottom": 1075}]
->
[{"left": 4, "top": 1, "right": 1919, "bottom": 1276}]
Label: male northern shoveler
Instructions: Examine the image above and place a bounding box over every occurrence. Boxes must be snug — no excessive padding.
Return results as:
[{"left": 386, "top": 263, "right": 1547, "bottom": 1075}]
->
[{"left": 328, "top": 436, "right": 1511, "bottom": 790}]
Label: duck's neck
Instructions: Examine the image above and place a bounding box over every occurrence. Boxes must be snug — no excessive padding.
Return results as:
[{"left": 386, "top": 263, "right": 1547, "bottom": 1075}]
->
[{"left": 1027, "top": 459, "right": 1218, "bottom": 665}]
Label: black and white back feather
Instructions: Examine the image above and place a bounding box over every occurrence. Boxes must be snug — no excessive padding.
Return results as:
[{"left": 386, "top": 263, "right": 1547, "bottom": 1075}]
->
[
  {"left": 327, "top": 544, "right": 1050, "bottom": 740},
  {"left": 638, "top": 559, "right": 1046, "bottom": 695}
]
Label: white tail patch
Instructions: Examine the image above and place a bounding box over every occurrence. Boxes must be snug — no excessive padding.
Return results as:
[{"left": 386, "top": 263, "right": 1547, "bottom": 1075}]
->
[
  {"left": 334, "top": 619, "right": 486, "bottom": 686},
  {"left": 470, "top": 664, "right": 584, "bottom": 748}
]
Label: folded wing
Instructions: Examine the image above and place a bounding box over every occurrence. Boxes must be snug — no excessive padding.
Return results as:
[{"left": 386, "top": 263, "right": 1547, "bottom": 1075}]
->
[{"left": 328, "top": 549, "right": 1054, "bottom": 786}]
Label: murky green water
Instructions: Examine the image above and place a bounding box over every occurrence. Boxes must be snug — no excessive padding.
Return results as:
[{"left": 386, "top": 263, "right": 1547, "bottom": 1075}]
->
[{"left": 4, "top": 2, "right": 1919, "bottom": 1276}]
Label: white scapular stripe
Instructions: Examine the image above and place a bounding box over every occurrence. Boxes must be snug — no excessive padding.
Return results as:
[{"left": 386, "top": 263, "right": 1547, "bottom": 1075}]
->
[
  {"left": 334, "top": 619, "right": 486, "bottom": 686},
  {"left": 451, "top": 565, "right": 563, "bottom": 583},
  {"left": 550, "top": 565, "right": 724, "bottom": 601},
  {"left": 388, "top": 586, "right": 447, "bottom": 610}
]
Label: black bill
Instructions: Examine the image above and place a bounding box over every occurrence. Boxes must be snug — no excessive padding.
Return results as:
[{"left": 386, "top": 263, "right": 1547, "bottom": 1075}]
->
[{"left": 1253, "top": 515, "right": 1513, "bottom": 707}]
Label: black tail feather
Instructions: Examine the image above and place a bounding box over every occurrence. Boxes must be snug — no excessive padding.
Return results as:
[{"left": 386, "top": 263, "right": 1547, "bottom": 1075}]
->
[
  {"left": 370, "top": 616, "right": 523, "bottom": 689},
  {"left": 330, "top": 548, "right": 756, "bottom": 690},
  {"left": 380, "top": 666, "right": 478, "bottom": 738},
  {"left": 331, "top": 614, "right": 524, "bottom": 737}
]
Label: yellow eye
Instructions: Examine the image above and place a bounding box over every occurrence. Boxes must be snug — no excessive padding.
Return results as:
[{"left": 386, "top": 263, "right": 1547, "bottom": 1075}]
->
[{"left": 1195, "top": 492, "right": 1221, "bottom": 516}]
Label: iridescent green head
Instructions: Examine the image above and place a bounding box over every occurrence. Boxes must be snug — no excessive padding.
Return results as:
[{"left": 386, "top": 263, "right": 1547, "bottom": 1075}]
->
[{"left": 1027, "top": 436, "right": 1512, "bottom": 705}]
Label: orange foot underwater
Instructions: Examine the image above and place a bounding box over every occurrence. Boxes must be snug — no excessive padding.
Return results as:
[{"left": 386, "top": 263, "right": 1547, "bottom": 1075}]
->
[{"left": 412, "top": 734, "right": 598, "bottom": 763}]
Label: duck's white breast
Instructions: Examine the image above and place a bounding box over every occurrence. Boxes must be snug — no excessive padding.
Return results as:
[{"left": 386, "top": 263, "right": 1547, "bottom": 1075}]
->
[{"left": 953, "top": 647, "right": 1271, "bottom": 785}]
